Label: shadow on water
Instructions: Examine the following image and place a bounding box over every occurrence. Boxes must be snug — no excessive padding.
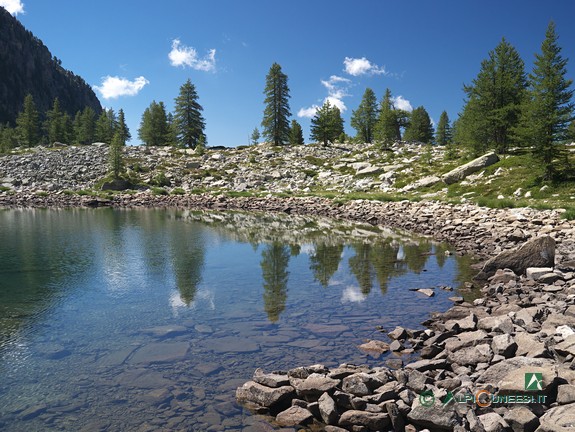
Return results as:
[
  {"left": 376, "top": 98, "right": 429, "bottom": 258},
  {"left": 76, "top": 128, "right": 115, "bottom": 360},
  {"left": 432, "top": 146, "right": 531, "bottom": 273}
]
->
[{"left": 0, "top": 208, "right": 476, "bottom": 431}]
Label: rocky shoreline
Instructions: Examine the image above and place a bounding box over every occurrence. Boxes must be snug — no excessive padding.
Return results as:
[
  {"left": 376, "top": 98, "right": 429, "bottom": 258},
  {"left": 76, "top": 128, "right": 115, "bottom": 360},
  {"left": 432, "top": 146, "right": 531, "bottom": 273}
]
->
[{"left": 2, "top": 192, "right": 575, "bottom": 431}]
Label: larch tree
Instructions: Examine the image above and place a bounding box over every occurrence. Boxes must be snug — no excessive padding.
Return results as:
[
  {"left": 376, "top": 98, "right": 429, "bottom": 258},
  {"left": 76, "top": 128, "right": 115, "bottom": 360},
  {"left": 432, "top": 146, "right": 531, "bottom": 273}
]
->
[
  {"left": 517, "top": 21, "right": 574, "bottom": 179},
  {"left": 45, "top": 97, "right": 66, "bottom": 144},
  {"left": 262, "top": 63, "right": 291, "bottom": 146},
  {"left": 173, "top": 79, "right": 206, "bottom": 149},
  {"left": 310, "top": 100, "right": 344, "bottom": 146},
  {"left": 116, "top": 109, "right": 131, "bottom": 145},
  {"left": 288, "top": 119, "right": 304, "bottom": 145},
  {"left": 351, "top": 88, "right": 378, "bottom": 144},
  {"left": 374, "top": 88, "right": 401, "bottom": 147},
  {"left": 74, "top": 107, "right": 96, "bottom": 145},
  {"left": 250, "top": 127, "right": 260, "bottom": 145},
  {"left": 457, "top": 38, "right": 527, "bottom": 155},
  {"left": 95, "top": 108, "right": 117, "bottom": 144},
  {"left": 16, "top": 94, "right": 40, "bottom": 147},
  {"left": 403, "top": 106, "right": 434, "bottom": 143},
  {"left": 138, "top": 101, "right": 170, "bottom": 146}
]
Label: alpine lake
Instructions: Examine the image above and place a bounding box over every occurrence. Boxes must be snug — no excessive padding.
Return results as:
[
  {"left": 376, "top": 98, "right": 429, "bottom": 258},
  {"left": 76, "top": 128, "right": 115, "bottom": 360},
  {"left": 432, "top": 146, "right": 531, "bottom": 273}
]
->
[{"left": 0, "top": 207, "right": 475, "bottom": 431}]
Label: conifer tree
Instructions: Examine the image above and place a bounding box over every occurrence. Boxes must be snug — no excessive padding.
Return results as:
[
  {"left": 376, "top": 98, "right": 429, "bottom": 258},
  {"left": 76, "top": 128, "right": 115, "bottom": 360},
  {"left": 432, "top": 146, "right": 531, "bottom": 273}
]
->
[
  {"left": 436, "top": 111, "right": 456, "bottom": 159},
  {"left": 44, "top": 98, "right": 66, "bottom": 144},
  {"left": 351, "top": 88, "right": 378, "bottom": 143},
  {"left": 403, "top": 106, "right": 434, "bottom": 143},
  {"left": 250, "top": 127, "right": 260, "bottom": 145},
  {"left": 288, "top": 119, "right": 304, "bottom": 145},
  {"left": 458, "top": 38, "right": 526, "bottom": 155},
  {"left": 173, "top": 79, "right": 206, "bottom": 148},
  {"left": 74, "top": 107, "right": 96, "bottom": 145},
  {"left": 116, "top": 109, "right": 131, "bottom": 144},
  {"left": 15, "top": 94, "right": 40, "bottom": 147},
  {"left": 374, "top": 89, "right": 401, "bottom": 147},
  {"left": 435, "top": 111, "right": 452, "bottom": 146},
  {"left": 517, "top": 21, "right": 574, "bottom": 179},
  {"left": 95, "top": 108, "right": 117, "bottom": 144},
  {"left": 310, "top": 100, "right": 344, "bottom": 146},
  {"left": 138, "top": 101, "right": 170, "bottom": 146},
  {"left": 262, "top": 63, "right": 291, "bottom": 146},
  {"left": 108, "top": 130, "right": 124, "bottom": 179}
]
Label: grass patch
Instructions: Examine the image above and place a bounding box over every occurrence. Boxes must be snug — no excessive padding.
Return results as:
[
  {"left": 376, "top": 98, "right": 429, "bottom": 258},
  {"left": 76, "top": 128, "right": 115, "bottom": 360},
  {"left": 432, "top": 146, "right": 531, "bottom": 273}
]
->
[
  {"left": 170, "top": 188, "right": 186, "bottom": 195},
  {"left": 151, "top": 187, "right": 168, "bottom": 195}
]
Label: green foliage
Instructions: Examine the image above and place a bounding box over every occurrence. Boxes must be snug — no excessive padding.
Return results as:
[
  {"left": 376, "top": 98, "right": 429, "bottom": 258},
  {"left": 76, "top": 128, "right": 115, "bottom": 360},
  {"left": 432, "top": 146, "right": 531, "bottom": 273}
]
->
[
  {"left": 151, "top": 171, "right": 171, "bottom": 187},
  {"left": 74, "top": 107, "right": 96, "bottom": 145},
  {"left": 310, "top": 100, "right": 344, "bottom": 146},
  {"left": 403, "top": 106, "right": 434, "bottom": 143},
  {"left": 457, "top": 38, "right": 527, "bottom": 155},
  {"left": 516, "top": 21, "right": 574, "bottom": 180},
  {"left": 171, "top": 187, "right": 186, "bottom": 195},
  {"left": 108, "top": 130, "right": 124, "bottom": 179},
  {"left": 15, "top": 94, "right": 40, "bottom": 147},
  {"left": 250, "top": 127, "right": 260, "bottom": 145},
  {"left": 374, "top": 88, "right": 401, "bottom": 147},
  {"left": 173, "top": 79, "right": 206, "bottom": 148},
  {"left": 351, "top": 88, "right": 378, "bottom": 143},
  {"left": 95, "top": 108, "right": 117, "bottom": 144},
  {"left": 138, "top": 101, "right": 171, "bottom": 146},
  {"left": 288, "top": 119, "right": 304, "bottom": 145},
  {"left": 0, "top": 123, "right": 17, "bottom": 152},
  {"left": 438, "top": 111, "right": 457, "bottom": 160},
  {"left": 562, "top": 207, "right": 575, "bottom": 220},
  {"left": 116, "top": 109, "right": 131, "bottom": 144},
  {"left": 151, "top": 186, "right": 168, "bottom": 195},
  {"left": 262, "top": 63, "right": 291, "bottom": 146}
]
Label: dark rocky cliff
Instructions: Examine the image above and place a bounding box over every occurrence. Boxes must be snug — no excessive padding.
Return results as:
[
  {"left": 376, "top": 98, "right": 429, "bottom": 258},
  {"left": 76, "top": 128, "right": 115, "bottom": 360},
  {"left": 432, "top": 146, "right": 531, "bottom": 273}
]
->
[{"left": 0, "top": 7, "right": 102, "bottom": 124}]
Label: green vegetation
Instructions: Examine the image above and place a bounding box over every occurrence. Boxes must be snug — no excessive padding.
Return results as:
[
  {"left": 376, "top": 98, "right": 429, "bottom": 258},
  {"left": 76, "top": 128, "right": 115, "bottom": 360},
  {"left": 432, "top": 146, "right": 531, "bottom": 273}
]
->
[
  {"left": 262, "top": 63, "right": 291, "bottom": 146},
  {"left": 173, "top": 79, "right": 206, "bottom": 149},
  {"left": 310, "top": 100, "right": 344, "bottom": 146},
  {"left": 351, "top": 88, "right": 378, "bottom": 144}
]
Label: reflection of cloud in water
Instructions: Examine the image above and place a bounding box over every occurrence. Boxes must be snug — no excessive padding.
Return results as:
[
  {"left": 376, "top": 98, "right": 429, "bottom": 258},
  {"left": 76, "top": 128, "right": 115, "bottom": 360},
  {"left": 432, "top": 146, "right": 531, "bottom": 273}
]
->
[
  {"left": 299, "top": 244, "right": 315, "bottom": 255},
  {"left": 341, "top": 285, "right": 367, "bottom": 303},
  {"left": 169, "top": 289, "right": 215, "bottom": 316}
]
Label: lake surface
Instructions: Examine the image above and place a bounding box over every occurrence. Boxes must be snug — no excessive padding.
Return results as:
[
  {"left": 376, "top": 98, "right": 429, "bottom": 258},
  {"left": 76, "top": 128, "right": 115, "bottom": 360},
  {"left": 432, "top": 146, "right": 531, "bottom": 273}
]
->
[{"left": 0, "top": 208, "right": 473, "bottom": 431}]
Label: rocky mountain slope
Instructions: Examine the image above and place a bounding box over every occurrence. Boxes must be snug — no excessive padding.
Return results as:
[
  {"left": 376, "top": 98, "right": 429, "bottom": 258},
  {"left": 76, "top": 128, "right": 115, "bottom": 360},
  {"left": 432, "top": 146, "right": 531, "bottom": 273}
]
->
[
  {"left": 0, "top": 7, "right": 101, "bottom": 124},
  {"left": 1, "top": 140, "right": 575, "bottom": 216}
]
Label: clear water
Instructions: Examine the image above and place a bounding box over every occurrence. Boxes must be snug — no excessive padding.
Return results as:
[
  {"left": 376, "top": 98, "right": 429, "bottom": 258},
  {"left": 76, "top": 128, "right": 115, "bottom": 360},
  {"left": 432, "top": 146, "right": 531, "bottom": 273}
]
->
[{"left": 0, "top": 208, "right": 473, "bottom": 431}]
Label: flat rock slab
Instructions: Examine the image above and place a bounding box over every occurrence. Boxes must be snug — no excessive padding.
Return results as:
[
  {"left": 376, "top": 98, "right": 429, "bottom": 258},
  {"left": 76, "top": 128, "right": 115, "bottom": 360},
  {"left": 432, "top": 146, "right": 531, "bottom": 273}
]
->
[
  {"left": 204, "top": 336, "right": 260, "bottom": 353},
  {"left": 236, "top": 381, "right": 294, "bottom": 408},
  {"left": 538, "top": 403, "right": 575, "bottom": 432},
  {"left": 304, "top": 323, "right": 349, "bottom": 336},
  {"left": 275, "top": 405, "right": 313, "bottom": 426},
  {"left": 555, "top": 334, "right": 575, "bottom": 357},
  {"left": 358, "top": 340, "right": 390, "bottom": 357},
  {"left": 115, "top": 369, "right": 173, "bottom": 389},
  {"left": 141, "top": 325, "right": 188, "bottom": 338},
  {"left": 477, "top": 357, "right": 557, "bottom": 393},
  {"left": 129, "top": 341, "right": 189, "bottom": 364}
]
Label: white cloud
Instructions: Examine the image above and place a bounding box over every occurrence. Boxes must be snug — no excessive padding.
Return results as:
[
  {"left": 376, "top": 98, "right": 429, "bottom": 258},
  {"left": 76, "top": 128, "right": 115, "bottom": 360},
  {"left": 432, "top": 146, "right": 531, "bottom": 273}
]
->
[
  {"left": 298, "top": 75, "right": 351, "bottom": 118},
  {"left": 0, "top": 0, "right": 24, "bottom": 14},
  {"left": 168, "top": 39, "right": 216, "bottom": 72},
  {"left": 343, "top": 57, "right": 387, "bottom": 76},
  {"left": 94, "top": 76, "right": 149, "bottom": 99},
  {"left": 392, "top": 95, "right": 413, "bottom": 112},
  {"left": 297, "top": 105, "right": 320, "bottom": 118}
]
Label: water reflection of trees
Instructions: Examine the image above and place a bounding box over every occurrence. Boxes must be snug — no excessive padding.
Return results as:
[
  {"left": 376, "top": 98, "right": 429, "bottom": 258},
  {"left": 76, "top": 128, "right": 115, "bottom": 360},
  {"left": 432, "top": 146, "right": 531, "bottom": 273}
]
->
[
  {"left": 309, "top": 243, "right": 344, "bottom": 288},
  {"left": 348, "top": 240, "right": 408, "bottom": 295},
  {"left": 260, "top": 243, "right": 290, "bottom": 322}
]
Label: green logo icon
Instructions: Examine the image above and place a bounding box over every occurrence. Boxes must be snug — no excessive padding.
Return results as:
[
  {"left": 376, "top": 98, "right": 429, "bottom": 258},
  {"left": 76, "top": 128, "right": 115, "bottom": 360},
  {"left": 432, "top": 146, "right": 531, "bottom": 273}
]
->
[
  {"left": 441, "top": 391, "right": 454, "bottom": 406},
  {"left": 525, "top": 372, "right": 543, "bottom": 391},
  {"left": 419, "top": 390, "right": 435, "bottom": 407}
]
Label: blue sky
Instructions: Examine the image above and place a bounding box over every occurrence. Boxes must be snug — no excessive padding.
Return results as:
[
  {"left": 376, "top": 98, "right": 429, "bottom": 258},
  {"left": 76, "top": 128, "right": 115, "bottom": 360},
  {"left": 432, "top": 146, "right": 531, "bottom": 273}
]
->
[{"left": 3, "top": 0, "right": 575, "bottom": 146}]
